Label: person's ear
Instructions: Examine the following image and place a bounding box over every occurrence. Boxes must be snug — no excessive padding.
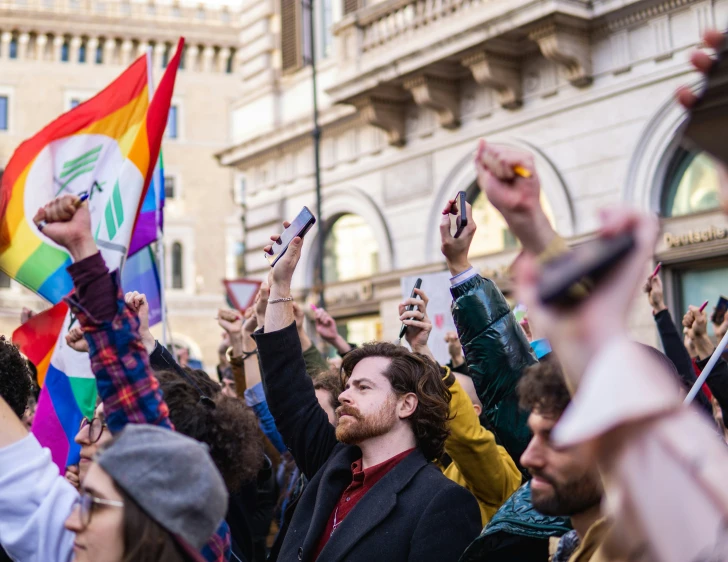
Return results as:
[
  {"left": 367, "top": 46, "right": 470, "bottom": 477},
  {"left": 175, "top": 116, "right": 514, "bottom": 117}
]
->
[
  {"left": 473, "top": 404, "right": 482, "bottom": 417},
  {"left": 398, "top": 393, "right": 418, "bottom": 420}
]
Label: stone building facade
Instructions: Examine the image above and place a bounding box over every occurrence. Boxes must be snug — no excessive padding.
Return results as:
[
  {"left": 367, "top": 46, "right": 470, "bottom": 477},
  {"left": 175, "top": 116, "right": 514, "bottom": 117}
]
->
[
  {"left": 0, "top": 0, "right": 245, "bottom": 366},
  {"left": 219, "top": 0, "right": 728, "bottom": 348}
]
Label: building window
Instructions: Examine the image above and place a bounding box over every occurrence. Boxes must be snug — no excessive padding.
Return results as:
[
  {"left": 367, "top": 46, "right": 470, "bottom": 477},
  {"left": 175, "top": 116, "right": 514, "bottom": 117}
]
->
[
  {"left": 320, "top": 0, "right": 333, "bottom": 58},
  {"left": 9, "top": 36, "right": 17, "bottom": 59},
  {"left": 164, "top": 175, "right": 175, "bottom": 199},
  {"left": 78, "top": 40, "right": 87, "bottom": 63},
  {"left": 280, "top": 0, "right": 303, "bottom": 72},
  {"left": 0, "top": 271, "right": 11, "bottom": 289},
  {"left": 323, "top": 214, "right": 379, "bottom": 284},
  {"left": 95, "top": 41, "right": 103, "bottom": 64},
  {"left": 343, "top": 0, "right": 359, "bottom": 14},
  {"left": 69, "top": 98, "right": 81, "bottom": 109},
  {"left": 0, "top": 96, "right": 8, "bottom": 131},
  {"left": 165, "top": 105, "right": 178, "bottom": 139},
  {"left": 662, "top": 149, "right": 720, "bottom": 218},
  {"left": 61, "top": 39, "right": 69, "bottom": 62},
  {"left": 676, "top": 262, "right": 728, "bottom": 336},
  {"left": 467, "top": 187, "right": 555, "bottom": 257},
  {"left": 234, "top": 241, "right": 245, "bottom": 278},
  {"left": 171, "top": 242, "right": 183, "bottom": 289},
  {"left": 226, "top": 50, "right": 234, "bottom": 74},
  {"left": 235, "top": 176, "right": 246, "bottom": 205}
]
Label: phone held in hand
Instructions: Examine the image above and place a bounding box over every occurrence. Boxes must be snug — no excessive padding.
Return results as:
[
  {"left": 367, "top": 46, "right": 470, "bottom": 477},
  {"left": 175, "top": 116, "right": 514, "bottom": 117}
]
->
[
  {"left": 452, "top": 191, "right": 468, "bottom": 238},
  {"left": 713, "top": 296, "right": 728, "bottom": 325},
  {"left": 538, "top": 233, "right": 635, "bottom": 307},
  {"left": 265, "top": 206, "right": 316, "bottom": 267},
  {"left": 682, "top": 28, "right": 728, "bottom": 165},
  {"left": 398, "top": 278, "right": 423, "bottom": 341}
]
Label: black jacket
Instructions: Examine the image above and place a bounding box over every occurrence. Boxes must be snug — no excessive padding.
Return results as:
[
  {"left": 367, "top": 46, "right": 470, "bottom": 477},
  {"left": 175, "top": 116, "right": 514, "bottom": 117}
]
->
[
  {"left": 253, "top": 323, "right": 481, "bottom": 562},
  {"left": 653, "top": 309, "right": 712, "bottom": 414}
]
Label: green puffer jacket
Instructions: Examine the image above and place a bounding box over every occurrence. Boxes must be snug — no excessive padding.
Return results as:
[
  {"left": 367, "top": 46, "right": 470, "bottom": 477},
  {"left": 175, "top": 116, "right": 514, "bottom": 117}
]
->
[
  {"left": 450, "top": 274, "right": 537, "bottom": 465},
  {"left": 459, "top": 482, "right": 571, "bottom": 562}
]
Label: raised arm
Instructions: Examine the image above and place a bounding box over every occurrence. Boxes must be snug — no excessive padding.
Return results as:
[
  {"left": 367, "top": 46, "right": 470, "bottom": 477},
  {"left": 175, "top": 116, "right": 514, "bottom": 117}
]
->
[
  {"left": 253, "top": 227, "right": 338, "bottom": 479},
  {"left": 34, "top": 195, "right": 171, "bottom": 434},
  {"left": 439, "top": 196, "right": 536, "bottom": 463},
  {"left": 644, "top": 277, "right": 711, "bottom": 413}
]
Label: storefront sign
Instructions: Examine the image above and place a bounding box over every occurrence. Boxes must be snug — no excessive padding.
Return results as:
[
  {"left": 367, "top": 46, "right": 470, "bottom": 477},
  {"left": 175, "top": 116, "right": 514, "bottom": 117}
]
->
[{"left": 664, "top": 226, "right": 727, "bottom": 248}]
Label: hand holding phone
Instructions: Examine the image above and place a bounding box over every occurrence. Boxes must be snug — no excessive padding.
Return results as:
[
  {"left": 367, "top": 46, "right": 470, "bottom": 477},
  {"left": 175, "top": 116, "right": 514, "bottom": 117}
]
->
[
  {"left": 712, "top": 296, "right": 728, "bottom": 325},
  {"left": 264, "top": 207, "right": 316, "bottom": 267},
  {"left": 398, "top": 278, "right": 422, "bottom": 342},
  {"left": 538, "top": 233, "right": 635, "bottom": 307},
  {"left": 450, "top": 191, "right": 468, "bottom": 238}
]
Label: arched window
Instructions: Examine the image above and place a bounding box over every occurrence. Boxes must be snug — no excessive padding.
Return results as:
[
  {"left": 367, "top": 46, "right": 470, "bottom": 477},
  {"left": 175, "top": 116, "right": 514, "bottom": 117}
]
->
[
  {"left": 466, "top": 186, "right": 555, "bottom": 257},
  {"left": 171, "top": 242, "right": 183, "bottom": 289},
  {"left": 323, "top": 214, "right": 379, "bottom": 283},
  {"left": 662, "top": 149, "right": 721, "bottom": 217}
]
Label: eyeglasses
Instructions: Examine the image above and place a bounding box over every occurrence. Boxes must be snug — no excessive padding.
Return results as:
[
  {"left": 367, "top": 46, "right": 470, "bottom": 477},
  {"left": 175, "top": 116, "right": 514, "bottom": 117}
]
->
[
  {"left": 73, "top": 490, "right": 124, "bottom": 531},
  {"left": 79, "top": 417, "right": 108, "bottom": 444}
]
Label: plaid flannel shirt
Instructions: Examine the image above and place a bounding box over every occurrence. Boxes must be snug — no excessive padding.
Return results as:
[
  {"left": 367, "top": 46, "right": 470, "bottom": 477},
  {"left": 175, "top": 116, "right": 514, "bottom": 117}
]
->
[{"left": 66, "top": 272, "right": 231, "bottom": 562}]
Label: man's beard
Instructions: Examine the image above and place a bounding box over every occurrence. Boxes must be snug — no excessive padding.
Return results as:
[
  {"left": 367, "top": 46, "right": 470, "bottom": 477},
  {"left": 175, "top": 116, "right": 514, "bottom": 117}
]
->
[
  {"left": 335, "top": 397, "right": 398, "bottom": 444},
  {"left": 530, "top": 470, "right": 602, "bottom": 516}
]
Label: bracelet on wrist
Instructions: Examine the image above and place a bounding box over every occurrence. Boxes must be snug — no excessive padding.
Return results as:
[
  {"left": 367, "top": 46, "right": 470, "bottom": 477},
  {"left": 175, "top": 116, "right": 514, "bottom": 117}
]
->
[{"left": 269, "top": 296, "right": 294, "bottom": 304}]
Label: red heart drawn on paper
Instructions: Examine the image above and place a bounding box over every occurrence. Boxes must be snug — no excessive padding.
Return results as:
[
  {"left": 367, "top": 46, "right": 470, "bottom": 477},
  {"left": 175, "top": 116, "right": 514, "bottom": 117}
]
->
[{"left": 434, "top": 314, "right": 444, "bottom": 329}]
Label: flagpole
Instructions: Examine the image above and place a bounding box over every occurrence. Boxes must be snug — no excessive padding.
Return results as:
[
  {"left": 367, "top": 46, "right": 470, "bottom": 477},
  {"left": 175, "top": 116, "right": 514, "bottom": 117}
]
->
[{"left": 146, "top": 47, "right": 170, "bottom": 349}]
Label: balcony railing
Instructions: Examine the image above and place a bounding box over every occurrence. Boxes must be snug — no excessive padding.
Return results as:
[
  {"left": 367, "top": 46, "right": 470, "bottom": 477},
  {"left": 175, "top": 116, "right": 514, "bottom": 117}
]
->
[{"left": 0, "top": 0, "right": 238, "bottom": 26}]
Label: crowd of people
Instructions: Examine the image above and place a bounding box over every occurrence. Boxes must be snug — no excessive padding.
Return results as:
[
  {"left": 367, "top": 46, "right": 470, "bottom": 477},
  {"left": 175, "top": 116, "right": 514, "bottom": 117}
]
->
[{"left": 1, "top": 27, "right": 728, "bottom": 562}]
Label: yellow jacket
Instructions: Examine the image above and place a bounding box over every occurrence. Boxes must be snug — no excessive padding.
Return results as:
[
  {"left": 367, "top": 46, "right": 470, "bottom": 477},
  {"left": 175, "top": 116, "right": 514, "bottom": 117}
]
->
[{"left": 440, "top": 378, "right": 522, "bottom": 526}]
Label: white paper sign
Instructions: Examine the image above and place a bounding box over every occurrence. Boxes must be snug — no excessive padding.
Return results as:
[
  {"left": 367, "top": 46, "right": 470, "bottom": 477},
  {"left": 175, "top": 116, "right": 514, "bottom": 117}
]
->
[{"left": 400, "top": 271, "right": 458, "bottom": 365}]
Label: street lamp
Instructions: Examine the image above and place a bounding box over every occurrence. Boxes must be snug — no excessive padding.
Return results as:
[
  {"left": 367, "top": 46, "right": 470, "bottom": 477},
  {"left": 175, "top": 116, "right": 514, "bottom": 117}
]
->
[{"left": 302, "top": 0, "right": 326, "bottom": 309}]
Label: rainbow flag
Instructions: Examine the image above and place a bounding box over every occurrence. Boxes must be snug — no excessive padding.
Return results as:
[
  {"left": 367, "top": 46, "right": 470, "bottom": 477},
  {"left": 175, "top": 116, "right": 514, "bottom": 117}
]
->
[
  {"left": 122, "top": 245, "right": 162, "bottom": 326},
  {"left": 123, "top": 154, "right": 165, "bottom": 327},
  {"left": 6, "top": 39, "right": 184, "bottom": 471}
]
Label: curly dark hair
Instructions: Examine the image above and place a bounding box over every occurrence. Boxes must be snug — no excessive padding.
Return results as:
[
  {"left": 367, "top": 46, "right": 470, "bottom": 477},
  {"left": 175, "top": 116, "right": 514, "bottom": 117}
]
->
[
  {"left": 0, "top": 336, "right": 32, "bottom": 418},
  {"left": 154, "top": 369, "right": 264, "bottom": 493},
  {"left": 341, "top": 342, "right": 451, "bottom": 461},
  {"left": 313, "top": 371, "right": 343, "bottom": 412},
  {"left": 517, "top": 354, "right": 571, "bottom": 418}
]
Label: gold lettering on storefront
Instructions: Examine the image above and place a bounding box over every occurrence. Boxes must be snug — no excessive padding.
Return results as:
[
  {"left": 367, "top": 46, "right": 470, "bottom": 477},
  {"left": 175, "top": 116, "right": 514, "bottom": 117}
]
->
[{"left": 664, "top": 226, "right": 727, "bottom": 248}]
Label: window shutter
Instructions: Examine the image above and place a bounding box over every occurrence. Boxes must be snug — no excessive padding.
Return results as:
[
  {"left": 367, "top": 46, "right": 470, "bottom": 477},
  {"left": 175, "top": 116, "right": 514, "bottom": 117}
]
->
[
  {"left": 343, "top": 0, "right": 359, "bottom": 15},
  {"left": 280, "top": 0, "right": 302, "bottom": 73}
]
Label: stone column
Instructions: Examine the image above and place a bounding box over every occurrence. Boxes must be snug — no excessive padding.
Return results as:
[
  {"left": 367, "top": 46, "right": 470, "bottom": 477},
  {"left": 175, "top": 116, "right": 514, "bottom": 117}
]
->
[
  {"left": 69, "top": 36, "right": 82, "bottom": 63},
  {"left": 104, "top": 37, "right": 117, "bottom": 65},
  {"left": 121, "top": 38, "right": 134, "bottom": 65},
  {"left": 217, "top": 46, "right": 231, "bottom": 73},
  {"left": 52, "top": 34, "right": 64, "bottom": 62},
  {"left": 1, "top": 32, "right": 12, "bottom": 59},
  {"left": 202, "top": 45, "right": 215, "bottom": 72},
  {"left": 185, "top": 44, "right": 199, "bottom": 71},
  {"left": 35, "top": 33, "right": 48, "bottom": 61},
  {"left": 87, "top": 36, "right": 99, "bottom": 64},
  {"left": 18, "top": 32, "right": 30, "bottom": 60}
]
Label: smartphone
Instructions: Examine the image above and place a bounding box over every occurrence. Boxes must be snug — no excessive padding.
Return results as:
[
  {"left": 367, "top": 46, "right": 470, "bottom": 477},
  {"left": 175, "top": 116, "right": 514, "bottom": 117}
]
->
[
  {"left": 538, "top": 233, "right": 635, "bottom": 307},
  {"left": 398, "top": 278, "right": 423, "bottom": 340},
  {"left": 713, "top": 296, "right": 728, "bottom": 324},
  {"left": 452, "top": 191, "right": 468, "bottom": 238},
  {"left": 682, "top": 29, "right": 728, "bottom": 165},
  {"left": 265, "top": 207, "right": 316, "bottom": 266}
]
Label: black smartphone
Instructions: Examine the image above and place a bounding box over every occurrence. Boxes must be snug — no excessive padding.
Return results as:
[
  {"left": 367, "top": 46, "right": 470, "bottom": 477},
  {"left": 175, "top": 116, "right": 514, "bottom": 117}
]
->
[
  {"left": 398, "top": 278, "right": 422, "bottom": 340},
  {"left": 453, "top": 191, "right": 468, "bottom": 238},
  {"left": 265, "top": 206, "right": 316, "bottom": 267},
  {"left": 682, "top": 29, "right": 728, "bottom": 165},
  {"left": 713, "top": 296, "right": 728, "bottom": 324},
  {"left": 538, "top": 233, "right": 635, "bottom": 307}
]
